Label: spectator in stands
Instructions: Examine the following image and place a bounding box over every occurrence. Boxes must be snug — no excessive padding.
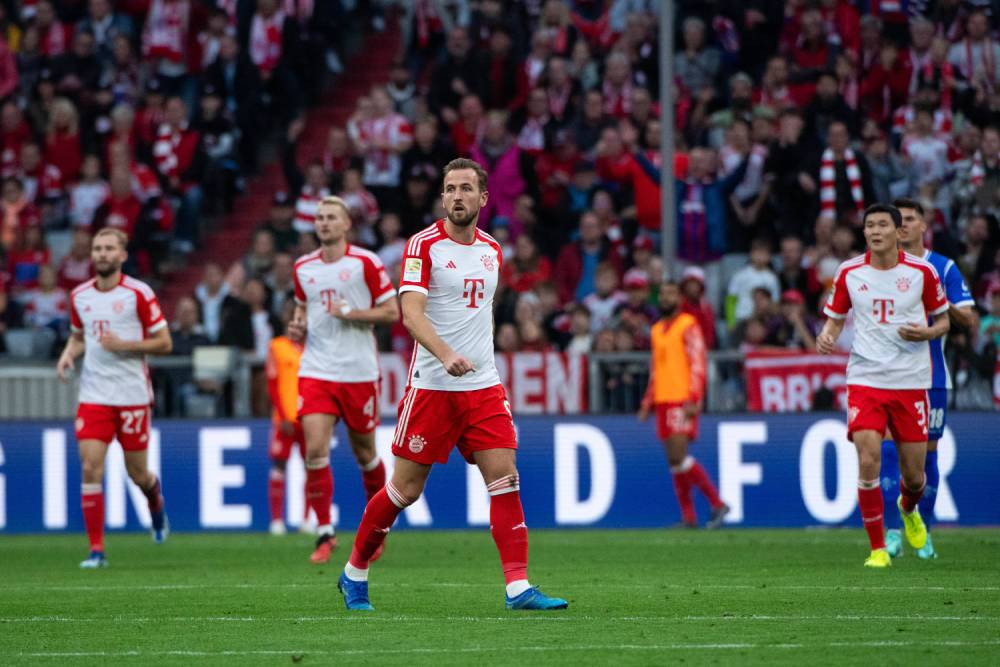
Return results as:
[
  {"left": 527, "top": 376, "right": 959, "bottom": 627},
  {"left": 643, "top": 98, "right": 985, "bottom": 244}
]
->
[
  {"left": 19, "top": 142, "right": 65, "bottom": 227},
  {"left": 777, "top": 235, "right": 819, "bottom": 312},
  {"left": 428, "top": 26, "right": 484, "bottom": 124},
  {"left": 980, "top": 287, "right": 1000, "bottom": 348},
  {"left": 22, "top": 263, "right": 68, "bottom": 337},
  {"left": 679, "top": 266, "right": 716, "bottom": 350},
  {"left": 194, "top": 262, "right": 234, "bottom": 343},
  {"left": 204, "top": 31, "right": 262, "bottom": 172},
  {"left": 768, "top": 289, "right": 818, "bottom": 352},
  {"left": 502, "top": 233, "right": 551, "bottom": 295},
  {"left": 1, "top": 178, "right": 40, "bottom": 249},
  {"left": 376, "top": 212, "right": 405, "bottom": 270},
  {"left": 194, "top": 83, "right": 239, "bottom": 215},
  {"left": 948, "top": 11, "right": 1000, "bottom": 99},
  {"left": 727, "top": 237, "right": 780, "bottom": 327},
  {"left": 265, "top": 252, "right": 295, "bottom": 319},
  {"left": 6, "top": 224, "right": 48, "bottom": 295},
  {"left": 470, "top": 110, "right": 531, "bottom": 229},
  {"left": 481, "top": 26, "right": 524, "bottom": 111},
  {"left": 258, "top": 191, "right": 298, "bottom": 254},
  {"left": 154, "top": 96, "right": 205, "bottom": 252},
  {"left": 583, "top": 262, "right": 627, "bottom": 333},
  {"left": 555, "top": 209, "right": 624, "bottom": 304},
  {"left": 243, "top": 229, "right": 276, "bottom": 280},
  {"left": 339, "top": 167, "right": 380, "bottom": 230},
  {"left": 397, "top": 167, "right": 436, "bottom": 238},
  {"left": 675, "top": 17, "right": 721, "bottom": 96},
  {"left": 57, "top": 227, "right": 93, "bottom": 290},
  {"left": 358, "top": 86, "right": 413, "bottom": 211},
  {"left": 69, "top": 154, "right": 109, "bottom": 228},
  {"left": 496, "top": 322, "right": 520, "bottom": 353},
  {"left": 80, "top": 0, "right": 134, "bottom": 65},
  {"left": 44, "top": 98, "right": 82, "bottom": 183},
  {"left": 814, "top": 121, "right": 874, "bottom": 227},
  {"left": 564, "top": 303, "right": 592, "bottom": 353},
  {"left": 450, "top": 93, "right": 485, "bottom": 157},
  {"left": 614, "top": 268, "right": 657, "bottom": 349},
  {"left": 169, "top": 295, "right": 210, "bottom": 356}
]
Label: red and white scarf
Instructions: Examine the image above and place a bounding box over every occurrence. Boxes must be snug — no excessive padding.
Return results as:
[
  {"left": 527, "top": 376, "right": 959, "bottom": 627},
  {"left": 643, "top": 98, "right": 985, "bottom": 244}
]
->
[
  {"left": 819, "top": 147, "right": 864, "bottom": 217},
  {"left": 250, "top": 11, "right": 285, "bottom": 73},
  {"left": 153, "top": 122, "right": 188, "bottom": 178},
  {"left": 143, "top": 0, "right": 189, "bottom": 63},
  {"left": 963, "top": 38, "right": 996, "bottom": 92}
]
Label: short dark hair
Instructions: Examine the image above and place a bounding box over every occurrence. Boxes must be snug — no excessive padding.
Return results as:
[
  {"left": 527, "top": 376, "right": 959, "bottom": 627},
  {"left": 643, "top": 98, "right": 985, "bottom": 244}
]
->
[
  {"left": 891, "top": 197, "right": 924, "bottom": 217},
  {"left": 862, "top": 203, "right": 902, "bottom": 227},
  {"left": 442, "top": 158, "right": 488, "bottom": 192}
]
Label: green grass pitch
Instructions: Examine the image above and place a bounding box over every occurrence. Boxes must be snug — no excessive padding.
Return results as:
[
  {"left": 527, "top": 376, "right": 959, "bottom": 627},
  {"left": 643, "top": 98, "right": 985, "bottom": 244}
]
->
[{"left": 2, "top": 529, "right": 999, "bottom": 665}]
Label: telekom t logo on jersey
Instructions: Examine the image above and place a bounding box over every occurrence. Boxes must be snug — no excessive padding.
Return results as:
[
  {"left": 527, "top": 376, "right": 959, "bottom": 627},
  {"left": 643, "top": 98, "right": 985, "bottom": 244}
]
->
[
  {"left": 873, "top": 298, "right": 895, "bottom": 324},
  {"left": 320, "top": 289, "right": 343, "bottom": 314},
  {"left": 463, "top": 278, "right": 486, "bottom": 309}
]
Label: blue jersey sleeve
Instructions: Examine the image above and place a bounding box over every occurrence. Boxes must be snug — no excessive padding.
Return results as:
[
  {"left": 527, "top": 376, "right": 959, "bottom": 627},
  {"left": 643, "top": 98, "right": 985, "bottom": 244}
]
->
[{"left": 943, "top": 260, "right": 975, "bottom": 308}]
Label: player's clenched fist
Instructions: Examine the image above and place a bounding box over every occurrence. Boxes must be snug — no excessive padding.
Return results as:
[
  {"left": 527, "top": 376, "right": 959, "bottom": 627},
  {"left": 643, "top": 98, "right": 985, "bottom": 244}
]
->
[
  {"left": 287, "top": 314, "right": 307, "bottom": 342},
  {"left": 443, "top": 352, "right": 475, "bottom": 377},
  {"left": 56, "top": 352, "right": 75, "bottom": 382},
  {"left": 816, "top": 332, "right": 836, "bottom": 354}
]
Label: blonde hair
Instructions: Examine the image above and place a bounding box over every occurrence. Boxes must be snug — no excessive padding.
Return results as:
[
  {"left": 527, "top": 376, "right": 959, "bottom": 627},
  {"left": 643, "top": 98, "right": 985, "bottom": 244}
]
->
[
  {"left": 319, "top": 195, "right": 351, "bottom": 217},
  {"left": 94, "top": 227, "right": 128, "bottom": 249}
]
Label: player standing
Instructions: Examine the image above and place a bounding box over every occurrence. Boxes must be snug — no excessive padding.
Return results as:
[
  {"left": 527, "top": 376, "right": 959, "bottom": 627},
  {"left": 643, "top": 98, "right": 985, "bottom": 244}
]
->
[
  {"left": 880, "top": 198, "right": 976, "bottom": 560},
  {"left": 337, "top": 159, "right": 568, "bottom": 611},
  {"left": 265, "top": 302, "right": 307, "bottom": 535},
  {"left": 639, "top": 281, "right": 729, "bottom": 528},
  {"left": 817, "top": 203, "right": 949, "bottom": 568},
  {"left": 289, "top": 196, "right": 398, "bottom": 563},
  {"left": 56, "top": 228, "right": 172, "bottom": 568}
]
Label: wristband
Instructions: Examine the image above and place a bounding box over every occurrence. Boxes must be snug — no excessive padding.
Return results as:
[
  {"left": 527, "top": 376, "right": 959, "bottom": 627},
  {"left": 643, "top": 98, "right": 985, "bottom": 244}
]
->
[{"left": 340, "top": 304, "right": 353, "bottom": 316}]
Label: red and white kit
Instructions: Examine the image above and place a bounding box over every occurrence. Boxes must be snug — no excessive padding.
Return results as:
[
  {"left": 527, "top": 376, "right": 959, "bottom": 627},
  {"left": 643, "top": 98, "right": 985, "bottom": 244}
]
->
[
  {"left": 70, "top": 275, "right": 166, "bottom": 450},
  {"left": 393, "top": 220, "right": 515, "bottom": 464},
  {"left": 824, "top": 250, "right": 948, "bottom": 441},
  {"left": 361, "top": 113, "right": 413, "bottom": 187},
  {"left": 293, "top": 245, "right": 396, "bottom": 433}
]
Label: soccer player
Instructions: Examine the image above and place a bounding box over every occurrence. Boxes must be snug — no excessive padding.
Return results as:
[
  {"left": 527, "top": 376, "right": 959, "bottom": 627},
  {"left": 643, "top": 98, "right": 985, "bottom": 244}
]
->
[
  {"left": 337, "top": 158, "right": 568, "bottom": 611},
  {"left": 288, "top": 196, "right": 398, "bottom": 564},
  {"left": 56, "top": 228, "right": 172, "bottom": 568},
  {"left": 817, "top": 203, "right": 949, "bottom": 568},
  {"left": 880, "top": 198, "right": 976, "bottom": 560},
  {"left": 638, "top": 280, "right": 729, "bottom": 529},
  {"left": 265, "top": 302, "right": 307, "bottom": 535}
]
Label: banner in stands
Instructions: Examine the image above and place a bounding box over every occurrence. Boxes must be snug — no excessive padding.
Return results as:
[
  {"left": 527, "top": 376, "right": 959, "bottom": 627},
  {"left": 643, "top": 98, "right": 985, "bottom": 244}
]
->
[
  {"left": 378, "top": 352, "right": 587, "bottom": 415},
  {"left": 744, "top": 351, "right": 850, "bottom": 412},
  {"left": 1, "top": 413, "right": 997, "bottom": 533}
]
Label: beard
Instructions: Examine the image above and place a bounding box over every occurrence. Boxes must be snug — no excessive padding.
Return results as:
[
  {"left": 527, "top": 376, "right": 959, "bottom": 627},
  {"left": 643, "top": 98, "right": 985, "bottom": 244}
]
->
[
  {"left": 447, "top": 205, "right": 479, "bottom": 227},
  {"left": 95, "top": 262, "right": 119, "bottom": 278},
  {"left": 660, "top": 303, "right": 679, "bottom": 317}
]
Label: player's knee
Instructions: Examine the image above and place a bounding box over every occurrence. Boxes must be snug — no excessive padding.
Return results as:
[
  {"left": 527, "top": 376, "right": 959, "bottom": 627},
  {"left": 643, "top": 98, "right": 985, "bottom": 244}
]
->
[
  {"left": 305, "top": 455, "right": 329, "bottom": 470},
  {"left": 80, "top": 458, "right": 104, "bottom": 482},
  {"left": 386, "top": 479, "right": 421, "bottom": 507},
  {"left": 901, "top": 468, "right": 924, "bottom": 490}
]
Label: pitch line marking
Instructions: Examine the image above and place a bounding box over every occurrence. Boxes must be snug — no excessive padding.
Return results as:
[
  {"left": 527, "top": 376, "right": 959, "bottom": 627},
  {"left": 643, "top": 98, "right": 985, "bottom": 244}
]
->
[
  {"left": 12, "top": 639, "right": 1000, "bottom": 658},
  {"left": 3, "top": 614, "right": 998, "bottom": 624}
]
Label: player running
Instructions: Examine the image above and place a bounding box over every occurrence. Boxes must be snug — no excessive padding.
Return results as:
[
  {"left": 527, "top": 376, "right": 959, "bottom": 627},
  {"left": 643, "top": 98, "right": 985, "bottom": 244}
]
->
[
  {"left": 338, "top": 158, "right": 568, "bottom": 611},
  {"left": 639, "top": 280, "right": 729, "bottom": 529},
  {"left": 288, "top": 196, "right": 398, "bottom": 564},
  {"left": 265, "top": 302, "right": 308, "bottom": 535},
  {"left": 880, "top": 198, "right": 976, "bottom": 560},
  {"left": 56, "top": 228, "right": 172, "bottom": 568},
  {"left": 817, "top": 203, "right": 949, "bottom": 568}
]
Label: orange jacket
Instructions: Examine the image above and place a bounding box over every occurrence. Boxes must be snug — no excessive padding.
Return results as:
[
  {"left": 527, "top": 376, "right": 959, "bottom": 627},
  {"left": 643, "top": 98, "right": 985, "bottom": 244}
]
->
[
  {"left": 266, "top": 335, "right": 302, "bottom": 424},
  {"left": 643, "top": 313, "right": 707, "bottom": 406}
]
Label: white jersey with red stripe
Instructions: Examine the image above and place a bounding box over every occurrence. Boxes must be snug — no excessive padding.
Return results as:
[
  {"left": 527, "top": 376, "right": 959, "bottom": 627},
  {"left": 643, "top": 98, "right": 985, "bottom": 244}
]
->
[
  {"left": 824, "top": 250, "right": 948, "bottom": 390},
  {"left": 398, "top": 220, "right": 503, "bottom": 392},
  {"left": 69, "top": 275, "right": 167, "bottom": 406},
  {"left": 293, "top": 244, "right": 396, "bottom": 383}
]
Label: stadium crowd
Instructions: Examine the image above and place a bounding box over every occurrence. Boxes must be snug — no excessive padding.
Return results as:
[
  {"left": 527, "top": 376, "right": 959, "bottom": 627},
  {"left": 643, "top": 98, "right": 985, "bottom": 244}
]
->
[{"left": 1, "top": 1, "right": 999, "bottom": 409}]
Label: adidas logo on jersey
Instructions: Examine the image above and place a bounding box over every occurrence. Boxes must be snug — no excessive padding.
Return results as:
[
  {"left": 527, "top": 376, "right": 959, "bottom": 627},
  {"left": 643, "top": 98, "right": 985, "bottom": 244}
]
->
[
  {"left": 446, "top": 261, "right": 457, "bottom": 269},
  {"left": 858, "top": 284, "right": 869, "bottom": 292}
]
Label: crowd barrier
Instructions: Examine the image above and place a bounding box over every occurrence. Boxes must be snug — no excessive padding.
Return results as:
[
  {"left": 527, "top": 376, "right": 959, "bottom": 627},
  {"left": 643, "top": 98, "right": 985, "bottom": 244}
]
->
[{"left": 1, "top": 413, "right": 997, "bottom": 533}]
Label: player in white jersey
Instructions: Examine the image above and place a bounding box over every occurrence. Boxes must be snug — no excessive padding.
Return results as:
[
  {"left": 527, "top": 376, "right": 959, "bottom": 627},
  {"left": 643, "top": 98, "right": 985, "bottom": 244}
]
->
[
  {"left": 337, "top": 158, "right": 568, "bottom": 612},
  {"left": 56, "top": 228, "right": 173, "bottom": 568},
  {"left": 817, "top": 204, "right": 949, "bottom": 569},
  {"left": 287, "top": 196, "right": 398, "bottom": 564}
]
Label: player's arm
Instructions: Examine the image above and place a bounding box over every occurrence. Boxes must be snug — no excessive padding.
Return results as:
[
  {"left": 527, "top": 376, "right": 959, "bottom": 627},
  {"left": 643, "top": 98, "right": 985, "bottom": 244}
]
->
[
  {"left": 100, "top": 325, "right": 173, "bottom": 355},
  {"left": 400, "top": 291, "right": 474, "bottom": 376},
  {"left": 329, "top": 295, "right": 399, "bottom": 325},
  {"left": 638, "top": 364, "right": 654, "bottom": 421},
  {"left": 56, "top": 331, "right": 85, "bottom": 382},
  {"left": 816, "top": 317, "right": 845, "bottom": 354},
  {"left": 948, "top": 304, "right": 977, "bottom": 331},
  {"left": 683, "top": 323, "right": 707, "bottom": 416},
  {"left": 900, "top": 269, "right": 952, "bottom": 342}
]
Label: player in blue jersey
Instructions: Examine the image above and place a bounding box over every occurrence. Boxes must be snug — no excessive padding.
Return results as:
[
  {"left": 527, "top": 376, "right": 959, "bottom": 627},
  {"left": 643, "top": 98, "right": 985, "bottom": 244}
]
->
[{"left": 880, "top": 199, "right": 977, "bottom": 559}]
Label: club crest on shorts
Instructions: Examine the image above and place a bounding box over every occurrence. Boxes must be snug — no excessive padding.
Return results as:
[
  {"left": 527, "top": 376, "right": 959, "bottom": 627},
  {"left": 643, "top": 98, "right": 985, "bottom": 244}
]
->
[
  {"left": 896, "top": 277, "right": 911, "bottom": 293},
  {"left": 481, "top": 254, "right": 495, "bottom": 272},
  {"left": 75, "top": 417, "right": 84, "bottom": 432},
  {"left": 848, "top": 405, "right": 860, "bottom": 424},
  {"left": 407, "top": 434, "right": 426, "bottom": 453}
]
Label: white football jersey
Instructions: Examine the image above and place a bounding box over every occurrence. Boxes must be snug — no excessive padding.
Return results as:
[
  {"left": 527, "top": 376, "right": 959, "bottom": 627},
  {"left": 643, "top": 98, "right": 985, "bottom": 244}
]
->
[
  {"left": 398, "top": 220, "right": 503, "bottom": 392},
  {"left": 293, "top": 245, "right": 396, "bottom": 383},
  {"left": 69, "top": 275, "right": 167, "bottom": 406},
  {"left": 824, "top": 251, "right": 948, "bottom": 389}
]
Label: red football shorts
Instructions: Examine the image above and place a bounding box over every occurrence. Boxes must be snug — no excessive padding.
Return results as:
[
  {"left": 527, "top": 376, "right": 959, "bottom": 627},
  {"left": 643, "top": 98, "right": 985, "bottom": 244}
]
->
[
  {"left": 298, "top": 377, "right": 379, "bottom": 434},
  {"left": 391, "top": 384, "right": 517, "bottom": 465},
  {"left": 75, "top": 403, "right": 151, "bottom": 451},
  {"left": 846, "top": 385, "right": 929, "bottom": 443},
  {"left": 654, "top": 402, "right": 699, "bottom": 440},
  {"left": 269, "top": 421, "right": 305, "bottom": 461}
]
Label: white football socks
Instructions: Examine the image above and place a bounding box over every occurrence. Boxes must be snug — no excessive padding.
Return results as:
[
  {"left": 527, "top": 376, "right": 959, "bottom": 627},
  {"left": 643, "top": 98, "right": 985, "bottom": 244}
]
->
[
  {"left": 506, "top": 579, "right": 531, "bottom": 598},
  {"left": 344, "top": 563, "right": 368, "bottom": 582}
]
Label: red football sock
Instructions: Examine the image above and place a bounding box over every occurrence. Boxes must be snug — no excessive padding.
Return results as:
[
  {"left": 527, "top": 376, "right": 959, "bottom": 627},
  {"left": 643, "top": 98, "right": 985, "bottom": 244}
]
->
[
  {"left": 858, "top": 481, "right": 886, "bottom": 550},
  {"left": 671, "top": 467, "right": 696, "bottom": 525},
  {"left": 141, "top": 475, "right": 163, "bottom": 513},
  {"left": 349, "top": 483, "right": 406, "bottom": 569},
  {"left": 899, "top": 476, "right": 926, "bottom": 514},
  {"left": 268, "top": 470, "right": 285, "bottom": 522},
  {"left": 361, "top": 458, "right": 386, "bottom": 501},
  {"left": 487, "top": 475, "right": 529, "bottom": 585},
  {"left": 687, "top": 459, "right": 724, "bottom": 509},
  {"left": 81, "top": 485, "right": 104, "bottom": 552},
  {"left": 306, "top": 464, "right": 333, "bottom": 527}
]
